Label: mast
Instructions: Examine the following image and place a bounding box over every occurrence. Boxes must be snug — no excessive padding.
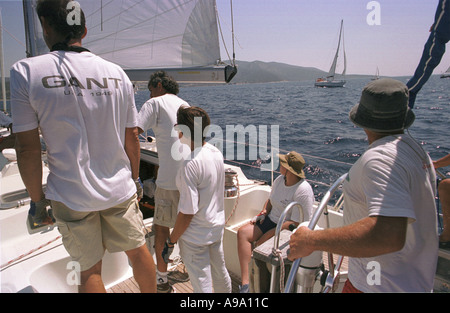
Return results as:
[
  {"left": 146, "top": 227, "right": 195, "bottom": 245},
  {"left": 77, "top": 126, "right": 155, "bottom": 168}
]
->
[
  {"left": 341, "top": 21, "right": 346, "bottom": 76},
  {"left": 0, "top": 9, "right": 7, "bottom": 112}
]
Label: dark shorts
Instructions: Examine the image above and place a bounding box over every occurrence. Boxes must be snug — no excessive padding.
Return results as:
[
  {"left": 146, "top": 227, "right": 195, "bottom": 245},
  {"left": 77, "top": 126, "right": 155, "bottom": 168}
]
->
[{"left": 255, "top": 216, "right": 277, "bottom": 234}]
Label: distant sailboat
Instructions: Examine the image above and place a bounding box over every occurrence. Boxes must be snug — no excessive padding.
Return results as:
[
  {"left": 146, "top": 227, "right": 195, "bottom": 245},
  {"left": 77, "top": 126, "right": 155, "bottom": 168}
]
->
[
  {"left": 23, "top": 0, "right": 237, "bottom": 84},
  {"left": 315, "top": 20, "right": 346, "bottom": 88},
  {"left": 441, "top": 66, "right": 450, "bottom": 78},
  {"left": 371, "top": 67, "right": 380, "bottom": 80}
]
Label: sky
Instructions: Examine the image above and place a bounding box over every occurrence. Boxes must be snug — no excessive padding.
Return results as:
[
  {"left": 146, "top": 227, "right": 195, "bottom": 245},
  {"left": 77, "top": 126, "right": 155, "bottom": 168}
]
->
[{"left": 0, "top": 0, "right": 449, "bottom": 78}]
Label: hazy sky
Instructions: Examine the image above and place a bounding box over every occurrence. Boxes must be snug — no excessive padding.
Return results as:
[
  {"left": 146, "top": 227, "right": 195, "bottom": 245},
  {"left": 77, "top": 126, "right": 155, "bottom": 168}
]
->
[{"left": 1, "top": 0, "right": 449, "bottom": 77}]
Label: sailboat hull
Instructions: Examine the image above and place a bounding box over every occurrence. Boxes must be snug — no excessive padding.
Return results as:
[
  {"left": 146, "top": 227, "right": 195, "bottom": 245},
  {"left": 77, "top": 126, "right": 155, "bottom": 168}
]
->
[{"left": 315, "top": 80, "right": 346, "bottom": 88}]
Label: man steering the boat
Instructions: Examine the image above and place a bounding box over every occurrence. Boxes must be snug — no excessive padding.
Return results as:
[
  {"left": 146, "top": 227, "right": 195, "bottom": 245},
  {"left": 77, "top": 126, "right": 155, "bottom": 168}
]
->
[
  {"left": 288, "top": 78, "right": 439, "bottom": 292},
  {"left": 10, "top": 0, "right": 156, "bottom": 293}
]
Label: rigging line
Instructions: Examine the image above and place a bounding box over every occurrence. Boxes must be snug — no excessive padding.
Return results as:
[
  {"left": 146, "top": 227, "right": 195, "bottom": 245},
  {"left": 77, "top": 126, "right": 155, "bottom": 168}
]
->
[
  {"left": 230, "top": 0, "right": 236, "bottom": 66},
  {"left": 216, "top": 2, "right": 232, "bottom": 64},
  {"left": 0, "top": 24, "right": 26, "bottom": 48},
  {"left": 224, "top": 159, "right": 335, "bottom": 188},
  {"left": 82, "top": 0, "right": 114, "bottom": 20},
  {"left": 90, "top": 0, "right": 146, "bottom": 29},
  {"left": 220, "top": 138, "right": 354, "bottom": 167},
  {"left": 100, "top": 0, "right": 103, "bottom": 31}
]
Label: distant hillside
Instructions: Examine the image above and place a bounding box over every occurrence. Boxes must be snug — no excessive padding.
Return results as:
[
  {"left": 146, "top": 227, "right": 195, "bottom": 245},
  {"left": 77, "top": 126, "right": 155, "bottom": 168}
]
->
[
  {"left": 230, "top": 60, "right": 369, "bottom": 84},
  {"left": 230, "top": 60, "right": 326, "bottom": 83}
]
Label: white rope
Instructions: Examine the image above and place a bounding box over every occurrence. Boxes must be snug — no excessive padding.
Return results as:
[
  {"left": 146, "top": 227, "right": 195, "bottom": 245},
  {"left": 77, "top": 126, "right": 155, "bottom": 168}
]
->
[
  {"left": 225, "top": 175, "right": 240, "bottom": 224},
  {"left": 273, "top": 248, "right": 285, "bottom": 293}
]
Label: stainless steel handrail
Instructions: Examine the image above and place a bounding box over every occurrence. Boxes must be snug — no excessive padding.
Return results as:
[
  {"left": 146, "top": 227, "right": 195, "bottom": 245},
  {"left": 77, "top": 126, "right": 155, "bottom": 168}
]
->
[
  {"left": 269, "top": 201, "right": 304, "bottom": 293},
  {"left": 284, "top": 173, "right": 348, "bottom": 293}
]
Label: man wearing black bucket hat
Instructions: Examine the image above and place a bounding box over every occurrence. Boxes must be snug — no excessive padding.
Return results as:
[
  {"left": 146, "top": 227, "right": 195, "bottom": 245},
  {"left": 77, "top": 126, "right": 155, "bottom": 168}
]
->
[{"left": 288, "top": 78, "right": 439, "bottom": 292}]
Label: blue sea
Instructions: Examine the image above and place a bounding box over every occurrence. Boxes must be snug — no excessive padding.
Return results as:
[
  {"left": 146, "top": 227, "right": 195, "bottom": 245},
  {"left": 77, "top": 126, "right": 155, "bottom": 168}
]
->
[{"left": 135, "top": 75, "right": 450, "bottom": 203}]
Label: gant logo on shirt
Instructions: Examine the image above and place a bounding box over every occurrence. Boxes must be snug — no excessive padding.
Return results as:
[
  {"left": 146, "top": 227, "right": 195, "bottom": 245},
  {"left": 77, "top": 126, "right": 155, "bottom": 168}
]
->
[{"left": 42, "top": 75, "right": 122, "bottom": 89}]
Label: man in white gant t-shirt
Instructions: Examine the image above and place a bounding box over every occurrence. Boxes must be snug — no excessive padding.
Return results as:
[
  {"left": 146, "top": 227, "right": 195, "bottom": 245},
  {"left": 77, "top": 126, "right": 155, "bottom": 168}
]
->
[{"left": 10, "top": 0, "right": 155, "bottom": 293}]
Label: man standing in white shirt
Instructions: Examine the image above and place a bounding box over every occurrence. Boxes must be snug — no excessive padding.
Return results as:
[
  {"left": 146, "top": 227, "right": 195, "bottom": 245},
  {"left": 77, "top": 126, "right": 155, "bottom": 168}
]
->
[
  {"left": 137, "top": 71, "right": 189, "bottom": 293},
  {"left": 163, "top": 106, "right": 231, "bottom": 293},
  {"left": 288, "top": 78, "right": 439, "bottom": 292},
  {"left": 10, "top": 0, "right": 155, "bottom": 293}
]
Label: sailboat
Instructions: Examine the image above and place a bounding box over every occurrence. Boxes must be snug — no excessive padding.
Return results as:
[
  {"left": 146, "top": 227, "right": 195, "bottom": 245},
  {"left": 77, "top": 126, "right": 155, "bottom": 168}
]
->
[
  {"left": 23, "top": 0, "right": 237, "bottom": 84},
  {"left": 1, "top": 1, "right": 449, "bottom": 294},
  {"left": 441, "top": 66, "right": 450, "bottom": 78},
  {"left": 315, "top": 20, "right": 346, "bottom": 88},
  {"left": 371, "top": 66, "right": 380, "bottom": 80}
]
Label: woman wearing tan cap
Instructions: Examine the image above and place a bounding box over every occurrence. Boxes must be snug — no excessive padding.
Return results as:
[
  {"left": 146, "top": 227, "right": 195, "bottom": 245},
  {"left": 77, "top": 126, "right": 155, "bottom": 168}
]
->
[{"left": 237, "top": 151, "right": 314, "bottom": 293}]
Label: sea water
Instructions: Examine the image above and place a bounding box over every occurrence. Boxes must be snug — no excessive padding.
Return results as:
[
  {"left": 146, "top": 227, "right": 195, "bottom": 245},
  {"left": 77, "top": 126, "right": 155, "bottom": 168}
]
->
[{"left": 135, "top": 75, "right": 450, "bottom": 204}]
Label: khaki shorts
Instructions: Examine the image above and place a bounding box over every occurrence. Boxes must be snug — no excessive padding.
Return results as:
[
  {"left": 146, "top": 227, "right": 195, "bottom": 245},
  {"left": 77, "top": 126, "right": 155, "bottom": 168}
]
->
[
  {"left": 153, "top": 187, "right": 180, "bottom": 228},
  {"left": 52, "top": 195, "right": 146, "bottom": 272}
]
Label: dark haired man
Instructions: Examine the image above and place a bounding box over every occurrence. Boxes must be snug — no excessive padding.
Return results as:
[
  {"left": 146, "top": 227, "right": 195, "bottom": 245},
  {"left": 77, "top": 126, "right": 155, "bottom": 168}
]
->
[
  {"left": 137, "top": 70, "right": 189, "bottom": 292},
  {"left": 163, "top": 106, "right": 231, "bottom": 293},
  {"left": 10, "top": 0, "right": 156, "bottom": 293}
]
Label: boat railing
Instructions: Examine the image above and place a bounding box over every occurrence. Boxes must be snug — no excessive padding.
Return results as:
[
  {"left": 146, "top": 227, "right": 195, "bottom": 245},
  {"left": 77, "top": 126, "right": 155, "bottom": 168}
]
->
[
  {"left": 269, "top": 201, "right": 304, "bottom": 293},
  {"left": 0, "top": 189, "right": 31, "bottom": 210},
  {"left": 284, "top": 173, "right": 348, "bottom": 293}
]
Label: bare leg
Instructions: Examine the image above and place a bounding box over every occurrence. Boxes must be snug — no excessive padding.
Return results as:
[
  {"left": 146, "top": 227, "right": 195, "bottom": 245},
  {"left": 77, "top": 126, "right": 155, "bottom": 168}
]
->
[
  {"left": 126, "top": 244, "right": 157, "bottom": 293},
  {"left": 154, "top": 224, "right": 170, "bottom": 273},
  {"left": 79, "top": 260, "right": 106, "bottom": 293},
  {"left": 237, "top": 223, "right": 263, "bottom": 286}
]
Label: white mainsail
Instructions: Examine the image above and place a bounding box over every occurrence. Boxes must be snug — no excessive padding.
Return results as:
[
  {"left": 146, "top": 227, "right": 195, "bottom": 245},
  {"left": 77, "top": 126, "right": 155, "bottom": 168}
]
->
[{"left": 23, "top": 0, "right": 237, "bottom": 83}]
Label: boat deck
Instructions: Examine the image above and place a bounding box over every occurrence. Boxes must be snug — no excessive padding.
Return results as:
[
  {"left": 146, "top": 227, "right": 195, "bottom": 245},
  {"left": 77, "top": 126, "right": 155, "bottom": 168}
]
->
[
  {"left": 107, "top": 252, "right": 348, "bottom": 293},
  {"left": 107, "top": 263, "right": 241, "bottom": 293}
]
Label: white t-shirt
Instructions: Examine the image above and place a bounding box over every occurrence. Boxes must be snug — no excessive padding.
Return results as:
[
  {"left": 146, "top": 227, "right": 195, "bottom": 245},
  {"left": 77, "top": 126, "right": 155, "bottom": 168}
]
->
[
  {"left": 176, "top": 143, "right": 225, "bottom": 245},
  {"left": 343, "top": 134, "right": 438, "bottom": 292},
  {"left": 137, "top": 94, "right": 189, "bottom": 190},
  {"left": 268, "top": 175, "right": 314, "bottom": 224},
  {"left": 10, "top": 51, "right": 137, "bottom": 211}
]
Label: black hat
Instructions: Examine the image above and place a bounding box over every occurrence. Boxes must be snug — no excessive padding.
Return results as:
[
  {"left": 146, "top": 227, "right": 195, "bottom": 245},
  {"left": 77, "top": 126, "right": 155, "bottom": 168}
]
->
[{"left": 349, "top": 78, "right": 415, "bottom": 133}]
